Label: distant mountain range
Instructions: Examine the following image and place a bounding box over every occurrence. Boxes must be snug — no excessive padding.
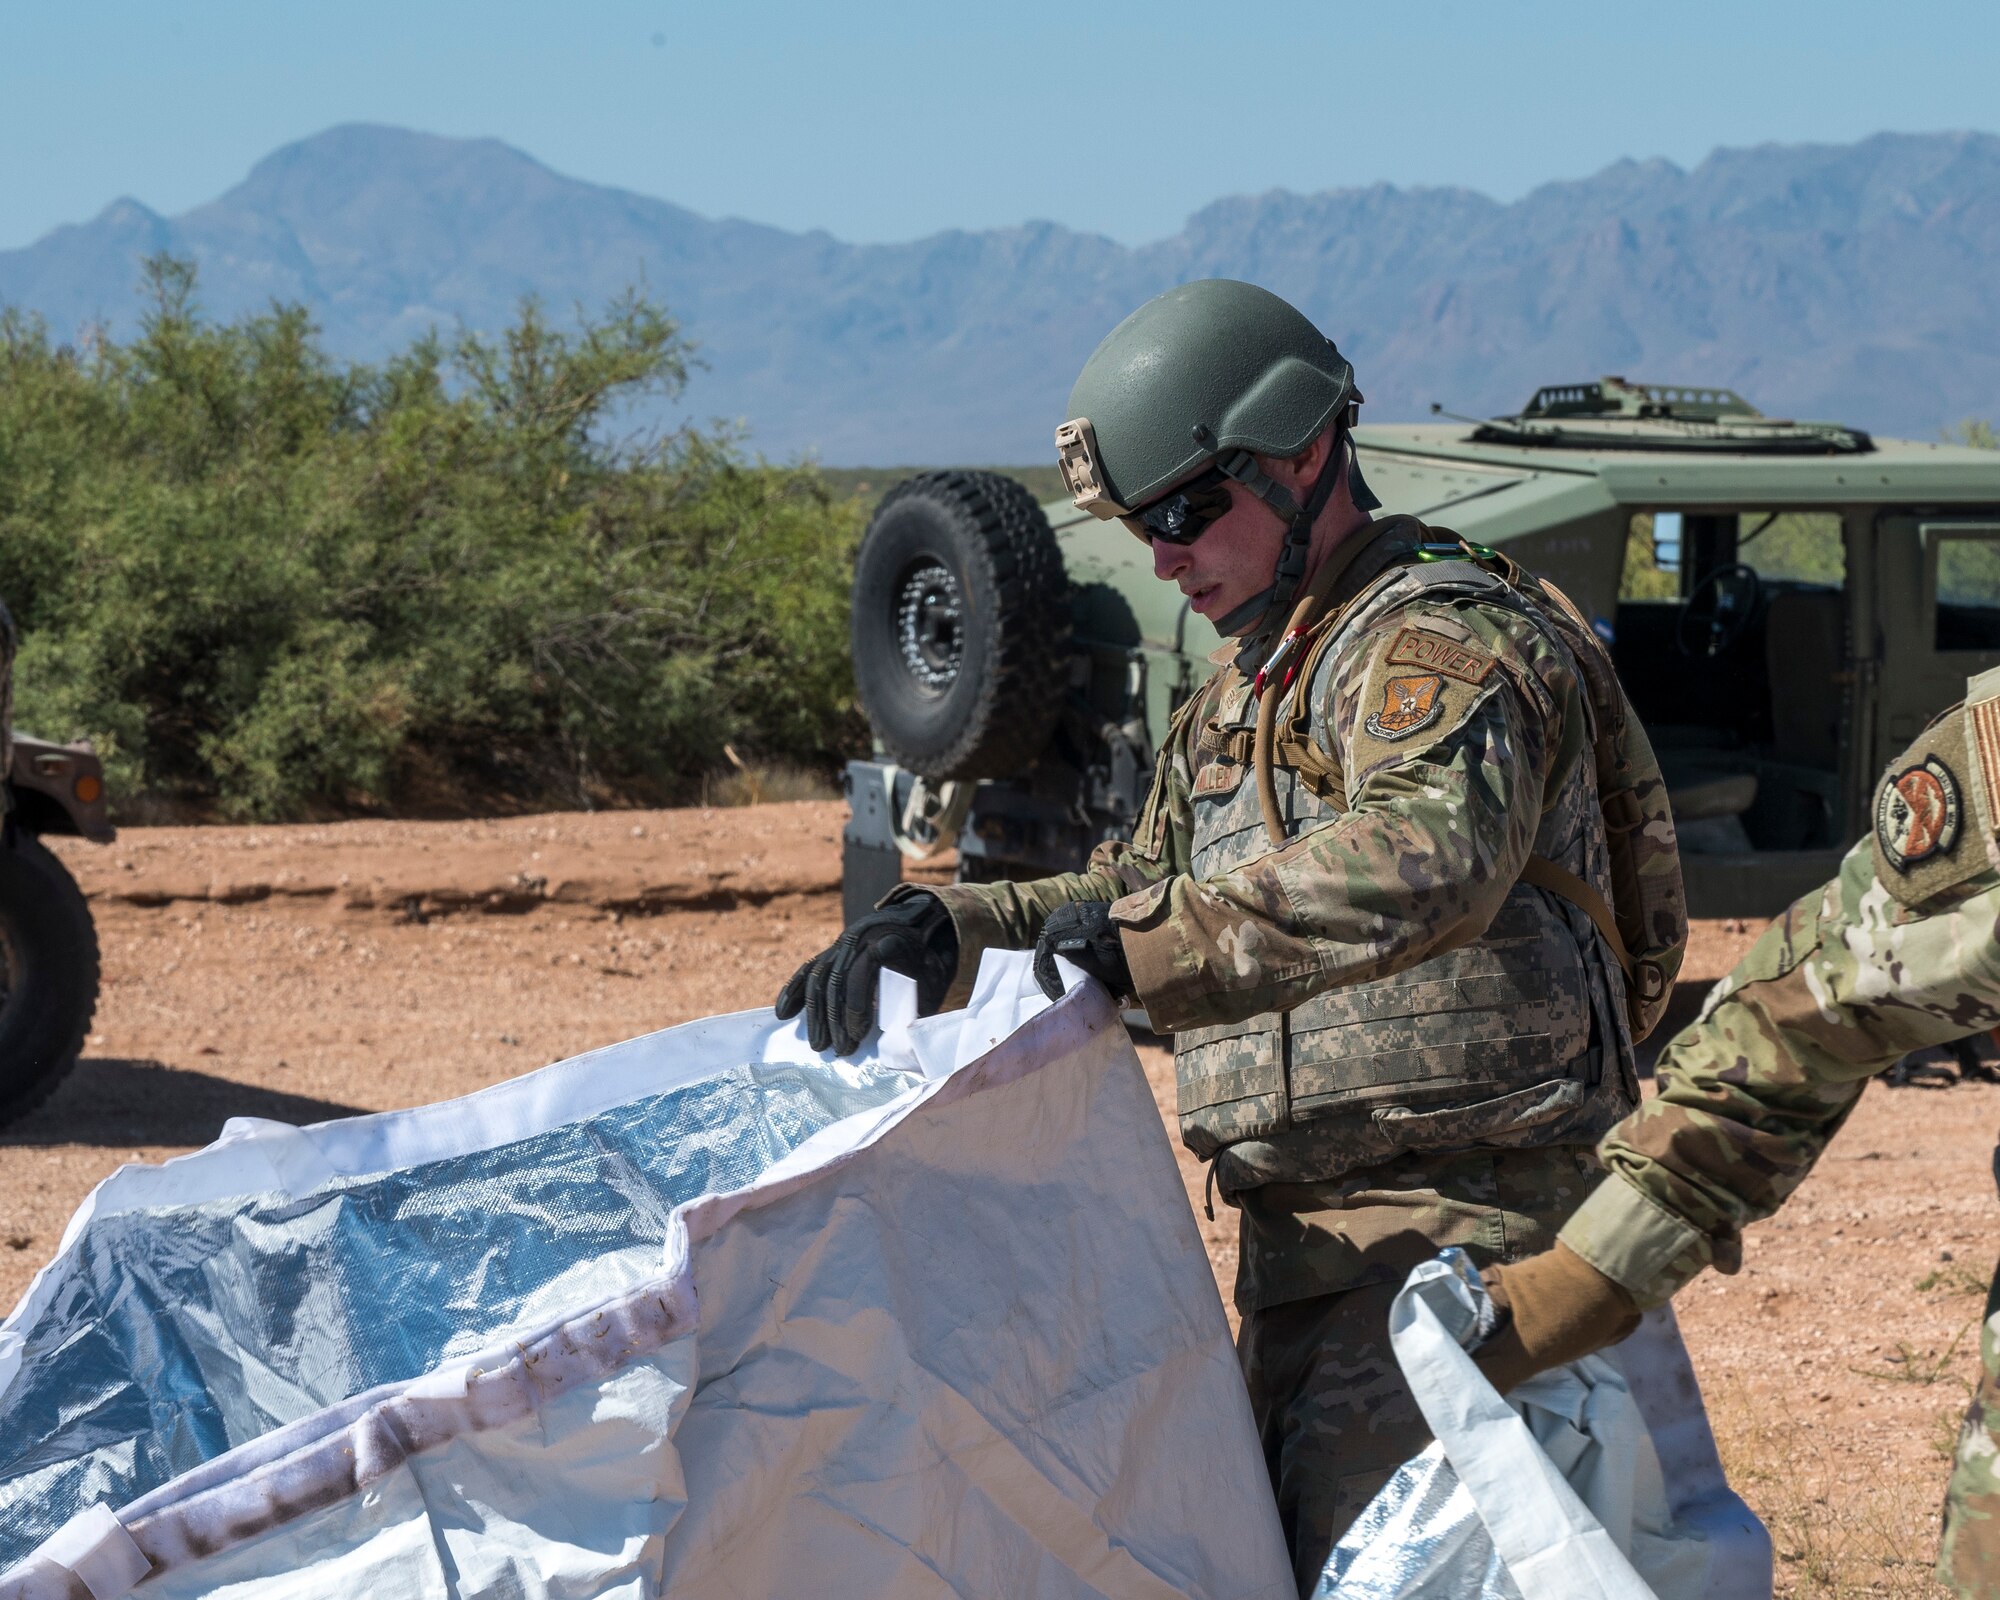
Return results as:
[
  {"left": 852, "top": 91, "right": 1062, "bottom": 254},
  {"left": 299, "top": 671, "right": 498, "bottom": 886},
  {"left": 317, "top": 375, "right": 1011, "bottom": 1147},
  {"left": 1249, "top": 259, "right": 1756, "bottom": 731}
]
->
[{"left": 4, "top": 124, "right": 1997, "bottom": 463}]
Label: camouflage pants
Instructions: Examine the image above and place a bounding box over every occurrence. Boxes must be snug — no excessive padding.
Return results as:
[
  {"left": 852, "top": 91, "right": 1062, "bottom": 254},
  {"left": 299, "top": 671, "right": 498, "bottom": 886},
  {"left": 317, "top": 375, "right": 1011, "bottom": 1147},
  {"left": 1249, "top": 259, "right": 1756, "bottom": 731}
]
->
[
  {"left": 1938, "top": 1262, "right": 2000, "bottom": 1596},
  {"left": 1233, "top": 1154, "right": 1588, "bottom": 1593},
  {"left": 1238, "top": 1275, "right": 1430, "bottom": 1595}
]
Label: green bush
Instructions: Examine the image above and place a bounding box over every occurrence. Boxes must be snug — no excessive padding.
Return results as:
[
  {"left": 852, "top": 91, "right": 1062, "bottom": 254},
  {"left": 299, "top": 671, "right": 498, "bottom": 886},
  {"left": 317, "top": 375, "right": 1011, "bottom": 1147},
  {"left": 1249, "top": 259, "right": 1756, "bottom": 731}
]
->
[{"left": 0, "top": 259, "right": 864, "bottom": 819}]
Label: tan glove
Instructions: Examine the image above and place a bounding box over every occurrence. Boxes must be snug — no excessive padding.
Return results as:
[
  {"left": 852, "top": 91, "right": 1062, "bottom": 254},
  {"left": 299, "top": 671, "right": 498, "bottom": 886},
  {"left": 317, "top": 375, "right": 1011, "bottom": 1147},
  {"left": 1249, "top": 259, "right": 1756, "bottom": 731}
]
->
[{"left": 1473, "top": 1242, "right": 1642, "bottom": 1396}]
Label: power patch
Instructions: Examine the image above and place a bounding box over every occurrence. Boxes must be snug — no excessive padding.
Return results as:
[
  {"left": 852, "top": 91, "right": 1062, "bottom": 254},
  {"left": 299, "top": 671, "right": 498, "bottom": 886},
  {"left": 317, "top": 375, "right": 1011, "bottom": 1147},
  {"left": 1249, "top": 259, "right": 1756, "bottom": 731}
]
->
[{"left": 1385, "top": 627, "right": 1495, "bottom": 686}]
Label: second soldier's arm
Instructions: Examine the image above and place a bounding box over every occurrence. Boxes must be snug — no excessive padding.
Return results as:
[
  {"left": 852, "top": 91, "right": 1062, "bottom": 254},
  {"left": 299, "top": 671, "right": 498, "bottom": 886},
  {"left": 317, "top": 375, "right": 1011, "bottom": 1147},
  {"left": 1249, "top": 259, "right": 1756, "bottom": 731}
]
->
[{"left": 1562, "top": 828, "right": 2000, "bottom": 1308}]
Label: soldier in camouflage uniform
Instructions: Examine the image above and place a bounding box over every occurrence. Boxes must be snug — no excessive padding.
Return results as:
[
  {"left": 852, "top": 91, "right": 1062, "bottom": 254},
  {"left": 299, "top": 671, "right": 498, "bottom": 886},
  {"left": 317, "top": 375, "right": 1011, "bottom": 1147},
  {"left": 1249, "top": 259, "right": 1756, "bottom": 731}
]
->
[
  {"left": 781, "top": 279, "right": 1676, "bottom": 1591},
  {"left": 1478, "top": 670, "right": 2000, "bottom": 1597}
]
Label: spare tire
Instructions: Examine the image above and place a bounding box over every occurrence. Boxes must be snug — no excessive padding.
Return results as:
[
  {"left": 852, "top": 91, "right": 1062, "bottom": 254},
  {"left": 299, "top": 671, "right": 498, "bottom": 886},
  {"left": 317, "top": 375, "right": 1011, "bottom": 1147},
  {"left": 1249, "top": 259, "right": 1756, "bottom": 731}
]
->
[{"left": 851, "top": 470, "right": 1071, "bottom": 780}]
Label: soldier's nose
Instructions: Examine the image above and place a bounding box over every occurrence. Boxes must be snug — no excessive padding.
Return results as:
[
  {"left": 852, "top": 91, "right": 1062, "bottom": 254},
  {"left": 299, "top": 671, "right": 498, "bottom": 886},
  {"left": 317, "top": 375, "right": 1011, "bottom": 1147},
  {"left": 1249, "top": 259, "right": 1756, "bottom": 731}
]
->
[{"left": 1152, "top": 541, "right": 1192, "bottom": 582}]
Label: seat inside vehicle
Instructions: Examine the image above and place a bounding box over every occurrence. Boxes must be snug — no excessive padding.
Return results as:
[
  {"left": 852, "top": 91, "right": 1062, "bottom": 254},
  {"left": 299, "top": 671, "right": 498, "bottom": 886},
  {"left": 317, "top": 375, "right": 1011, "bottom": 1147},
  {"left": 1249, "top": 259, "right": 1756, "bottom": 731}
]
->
[
  {"left": 1659, "top": 768, "right": 1758, "bottom": 854},
  {"left": 1664, "top": 770, "right": 1759, "bottom": 821},
  {"left": 1611, "top": 511, "right": 1846, "bottom": 857}
]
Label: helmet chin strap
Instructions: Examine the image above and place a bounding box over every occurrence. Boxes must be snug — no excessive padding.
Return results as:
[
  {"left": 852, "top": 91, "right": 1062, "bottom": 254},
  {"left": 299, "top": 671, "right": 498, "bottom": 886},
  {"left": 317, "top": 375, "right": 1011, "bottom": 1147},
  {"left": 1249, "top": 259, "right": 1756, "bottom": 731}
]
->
[{"left": 1209, "top": 435, "right": 1351, "bottom": 638}]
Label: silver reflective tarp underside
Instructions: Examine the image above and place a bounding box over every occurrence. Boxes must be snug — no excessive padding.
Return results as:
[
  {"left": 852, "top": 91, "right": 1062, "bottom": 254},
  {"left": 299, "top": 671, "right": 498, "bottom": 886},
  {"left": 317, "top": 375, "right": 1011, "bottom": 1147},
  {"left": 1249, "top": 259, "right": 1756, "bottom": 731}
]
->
[
  {"left": 0, "top": 1052, "right": 912, "bottom": 1571},
  {"left": 1318, "top": 1444, "right": 1516, "bottom": 1598}
]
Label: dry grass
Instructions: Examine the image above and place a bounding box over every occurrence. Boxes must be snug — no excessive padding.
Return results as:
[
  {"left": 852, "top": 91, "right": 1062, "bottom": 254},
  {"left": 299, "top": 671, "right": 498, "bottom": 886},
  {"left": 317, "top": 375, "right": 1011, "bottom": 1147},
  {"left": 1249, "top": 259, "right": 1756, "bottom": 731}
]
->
[
  {"left": 701, "top": 751, "right": 840, "bottom": 807},
  {"left": 1705, "top": 1368, "right": 1965, "bottom": 1597}
]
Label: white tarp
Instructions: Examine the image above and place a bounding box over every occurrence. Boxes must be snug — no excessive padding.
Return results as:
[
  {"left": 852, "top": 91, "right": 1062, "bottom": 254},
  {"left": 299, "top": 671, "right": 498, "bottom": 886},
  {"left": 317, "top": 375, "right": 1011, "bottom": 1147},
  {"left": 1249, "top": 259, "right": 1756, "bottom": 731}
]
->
[{"left": 0, "top": 955, "right": 1297, "bottom": 1599}]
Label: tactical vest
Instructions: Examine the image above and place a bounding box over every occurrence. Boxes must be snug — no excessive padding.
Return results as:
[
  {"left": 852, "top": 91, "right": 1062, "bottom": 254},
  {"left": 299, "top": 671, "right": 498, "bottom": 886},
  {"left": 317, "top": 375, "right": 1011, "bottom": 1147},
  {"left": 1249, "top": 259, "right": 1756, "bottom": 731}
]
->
[{"left": 1172, "top": 556, "right": 1641, "bottom": 1176}]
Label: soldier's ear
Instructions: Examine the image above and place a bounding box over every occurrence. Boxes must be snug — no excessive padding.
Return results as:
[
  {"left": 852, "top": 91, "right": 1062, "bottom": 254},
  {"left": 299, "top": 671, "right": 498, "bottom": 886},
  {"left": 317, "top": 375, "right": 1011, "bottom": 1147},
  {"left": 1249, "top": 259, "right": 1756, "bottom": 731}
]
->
[{"left": 1255, "top": 424, "right": 1337, "bottom": 495}]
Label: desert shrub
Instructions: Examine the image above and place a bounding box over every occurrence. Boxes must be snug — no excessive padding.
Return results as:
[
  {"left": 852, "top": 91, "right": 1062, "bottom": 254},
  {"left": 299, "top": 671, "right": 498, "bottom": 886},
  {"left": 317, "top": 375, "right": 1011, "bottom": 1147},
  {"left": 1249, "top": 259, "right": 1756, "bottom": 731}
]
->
[{"left": 0, "top": 258, "right": 863, "bottom": 818}]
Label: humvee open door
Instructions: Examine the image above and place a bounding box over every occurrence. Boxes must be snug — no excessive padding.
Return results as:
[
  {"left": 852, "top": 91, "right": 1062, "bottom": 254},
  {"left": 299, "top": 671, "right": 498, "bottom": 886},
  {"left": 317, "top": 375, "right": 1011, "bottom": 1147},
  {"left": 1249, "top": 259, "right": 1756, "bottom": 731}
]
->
[{"left": 842, "top": 379, "right": 2000, "bottom": 921}]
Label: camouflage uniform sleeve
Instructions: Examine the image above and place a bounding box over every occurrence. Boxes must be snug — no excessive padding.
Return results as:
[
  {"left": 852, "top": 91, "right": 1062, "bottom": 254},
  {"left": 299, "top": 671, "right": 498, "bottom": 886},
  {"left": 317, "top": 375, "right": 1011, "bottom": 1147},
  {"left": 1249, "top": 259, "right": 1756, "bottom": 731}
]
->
[
  {"left": 1109, "top": 599, "right": 1570, "bottom": 1034},
  {"left": 895, "top": 682, "right": 1204, "bottom": 1009},
  {"left": 1563, "top": 703, "right": 2000, "bottom": 1308}
]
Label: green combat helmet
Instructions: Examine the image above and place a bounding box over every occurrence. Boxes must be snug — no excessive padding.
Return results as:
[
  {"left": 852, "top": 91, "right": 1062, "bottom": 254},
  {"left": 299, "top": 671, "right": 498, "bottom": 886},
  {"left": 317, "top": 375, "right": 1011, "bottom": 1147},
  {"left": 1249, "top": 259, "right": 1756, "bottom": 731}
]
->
[{"left": 1054, "top": 279, "right": 1378, "bottom": 636}]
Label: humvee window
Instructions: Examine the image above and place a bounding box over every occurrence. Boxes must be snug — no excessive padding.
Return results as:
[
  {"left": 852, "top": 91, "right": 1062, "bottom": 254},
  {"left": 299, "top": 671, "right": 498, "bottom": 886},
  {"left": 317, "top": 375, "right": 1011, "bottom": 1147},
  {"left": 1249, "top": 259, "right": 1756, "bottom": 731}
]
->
[
  {"left": 1736, "top": 512, "right": 1843, "bottom": 586},
  {"left": 1609, "top": 509, "right": 1849, "bottom": 873},
  {"left": 1621, "top": 514, "right": 1680, "bottom": 600},
  {"left": 1624, "top": 511, "right": 1841, "bottom": 596},
  {"left": 1932, "top": 526, "right": 2000, "bottom": 652}
]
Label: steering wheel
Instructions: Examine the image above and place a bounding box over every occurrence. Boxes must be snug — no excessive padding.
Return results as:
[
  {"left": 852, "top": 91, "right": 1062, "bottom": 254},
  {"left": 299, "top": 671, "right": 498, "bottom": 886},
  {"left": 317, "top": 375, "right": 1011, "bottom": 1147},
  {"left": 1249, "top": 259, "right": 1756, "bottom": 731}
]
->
[{"left": 1675, "top": 564, "right": 1763, "bottom": 659}]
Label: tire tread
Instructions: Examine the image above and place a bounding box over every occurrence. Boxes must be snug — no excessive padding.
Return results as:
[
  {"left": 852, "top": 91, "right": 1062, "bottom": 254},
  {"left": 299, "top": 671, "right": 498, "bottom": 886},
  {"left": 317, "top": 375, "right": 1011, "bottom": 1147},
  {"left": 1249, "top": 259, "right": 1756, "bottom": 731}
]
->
[{"left": 858, "top": 470, "right": 1071, "bottom": 779}]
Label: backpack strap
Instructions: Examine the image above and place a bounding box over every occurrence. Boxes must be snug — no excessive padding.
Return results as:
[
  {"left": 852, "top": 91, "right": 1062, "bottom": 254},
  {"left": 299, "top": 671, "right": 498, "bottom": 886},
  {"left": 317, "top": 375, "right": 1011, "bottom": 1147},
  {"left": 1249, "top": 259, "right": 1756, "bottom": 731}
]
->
[
  {"left": 1519, "top": 855, "right": 1627, "bottom": 984},
  {"left": 1518, "top": 854, "right": 1670, "bottom": 1011}
]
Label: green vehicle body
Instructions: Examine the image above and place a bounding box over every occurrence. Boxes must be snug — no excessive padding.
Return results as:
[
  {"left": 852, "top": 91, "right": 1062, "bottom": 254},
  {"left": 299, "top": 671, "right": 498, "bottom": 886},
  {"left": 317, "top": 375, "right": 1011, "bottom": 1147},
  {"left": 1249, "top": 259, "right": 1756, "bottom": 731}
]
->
[{"left": 844, "top": 380, "right": 2000, "bottom": 921}]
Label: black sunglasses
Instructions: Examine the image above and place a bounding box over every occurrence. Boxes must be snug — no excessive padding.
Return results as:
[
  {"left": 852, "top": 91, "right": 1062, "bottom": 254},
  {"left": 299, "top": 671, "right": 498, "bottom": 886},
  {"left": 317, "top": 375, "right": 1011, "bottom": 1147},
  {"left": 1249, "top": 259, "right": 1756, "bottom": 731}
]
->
[{"left": 1122, "top": 464, "right": 1235, "bottom": 546}]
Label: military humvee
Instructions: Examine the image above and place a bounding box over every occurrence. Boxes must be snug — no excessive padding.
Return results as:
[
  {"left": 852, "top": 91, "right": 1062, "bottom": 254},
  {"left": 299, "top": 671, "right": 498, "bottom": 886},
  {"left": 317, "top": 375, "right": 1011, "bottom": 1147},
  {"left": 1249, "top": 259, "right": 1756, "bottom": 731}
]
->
[
  {"left": 0, "top": 601, "right": 112, "bottom": 1124},
  {"left": 841, "top": 379, "right": 2000, "bottom": 923}
]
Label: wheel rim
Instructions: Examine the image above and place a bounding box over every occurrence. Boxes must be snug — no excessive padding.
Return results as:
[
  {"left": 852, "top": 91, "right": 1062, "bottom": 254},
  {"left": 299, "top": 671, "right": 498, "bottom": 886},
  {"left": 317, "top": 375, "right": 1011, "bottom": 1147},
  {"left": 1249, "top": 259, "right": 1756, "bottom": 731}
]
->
[{"left": 894, "top": 558, "right": 964, "bottom": 695}]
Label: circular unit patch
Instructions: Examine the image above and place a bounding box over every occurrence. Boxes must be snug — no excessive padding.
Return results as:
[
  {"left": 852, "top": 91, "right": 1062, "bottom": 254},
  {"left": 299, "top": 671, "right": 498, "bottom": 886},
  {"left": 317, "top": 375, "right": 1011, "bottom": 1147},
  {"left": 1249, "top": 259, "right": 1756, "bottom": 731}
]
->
[{"left": 1875, "top": 756, "right": 1963, "bottom": 873}]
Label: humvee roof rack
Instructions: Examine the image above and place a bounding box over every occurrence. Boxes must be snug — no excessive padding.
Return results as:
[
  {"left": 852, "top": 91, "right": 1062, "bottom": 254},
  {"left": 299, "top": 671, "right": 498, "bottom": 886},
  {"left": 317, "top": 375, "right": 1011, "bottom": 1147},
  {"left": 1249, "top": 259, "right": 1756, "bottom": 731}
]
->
[
  {"left": 1522, "top": 377, "right": 1758, "bottom": 421},
  {"left": 1466, "top": 375, "right": 1873, "bottom": 455}
]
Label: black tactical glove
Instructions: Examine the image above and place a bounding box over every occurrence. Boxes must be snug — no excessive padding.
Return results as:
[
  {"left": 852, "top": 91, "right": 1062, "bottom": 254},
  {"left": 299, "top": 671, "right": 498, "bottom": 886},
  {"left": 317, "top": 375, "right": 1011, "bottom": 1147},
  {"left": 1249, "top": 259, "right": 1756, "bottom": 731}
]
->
[
  {"left": 775, "top": 894, "right": 958, "bottom": 1056},
  {"left": 1032, "top": 902, "right": 1134, "bottom": 1003}
]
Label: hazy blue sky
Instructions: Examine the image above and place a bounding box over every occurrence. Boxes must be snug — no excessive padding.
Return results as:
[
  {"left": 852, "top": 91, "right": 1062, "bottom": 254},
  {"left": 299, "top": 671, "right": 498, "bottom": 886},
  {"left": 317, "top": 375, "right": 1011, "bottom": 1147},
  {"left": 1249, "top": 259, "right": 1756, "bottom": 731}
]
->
[{"left": 3, "top": 0, "right": 1995, "bottom": 252}]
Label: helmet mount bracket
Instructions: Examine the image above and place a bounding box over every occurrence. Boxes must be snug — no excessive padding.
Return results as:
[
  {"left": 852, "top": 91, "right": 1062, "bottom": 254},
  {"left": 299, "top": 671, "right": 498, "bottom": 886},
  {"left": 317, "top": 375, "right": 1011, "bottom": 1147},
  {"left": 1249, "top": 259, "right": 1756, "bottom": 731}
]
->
[{"left": 1055, "top": 418, "right": 1130, "bottom": 520}]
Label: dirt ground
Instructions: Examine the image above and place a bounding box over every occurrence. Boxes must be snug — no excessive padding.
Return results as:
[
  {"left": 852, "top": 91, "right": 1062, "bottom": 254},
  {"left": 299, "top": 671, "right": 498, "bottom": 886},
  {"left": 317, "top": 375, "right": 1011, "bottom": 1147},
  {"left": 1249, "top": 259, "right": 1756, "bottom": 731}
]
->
[{"left": 10, "top": 800, "right": 1993, "bottom": 1596}]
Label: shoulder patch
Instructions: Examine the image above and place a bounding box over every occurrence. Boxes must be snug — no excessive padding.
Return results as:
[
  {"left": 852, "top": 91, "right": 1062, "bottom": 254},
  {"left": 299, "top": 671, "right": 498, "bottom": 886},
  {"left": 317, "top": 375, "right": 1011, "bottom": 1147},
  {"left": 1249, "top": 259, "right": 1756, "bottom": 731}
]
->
[
  {"left": 1872, "top": 706, "right": 1991, "bottom": 907},
  {"left": 1335, "top": 604, "right": 1511, "bottom": 781},
  {"left": 1876, "top": 757, "right": 1962, "bottom": 871},
  {"left": 1363, "top": 673, "right": 1447, "bottom": 740},
  {"left": 1386, "top": 625, "right": 1495, "bottom": 685}
]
